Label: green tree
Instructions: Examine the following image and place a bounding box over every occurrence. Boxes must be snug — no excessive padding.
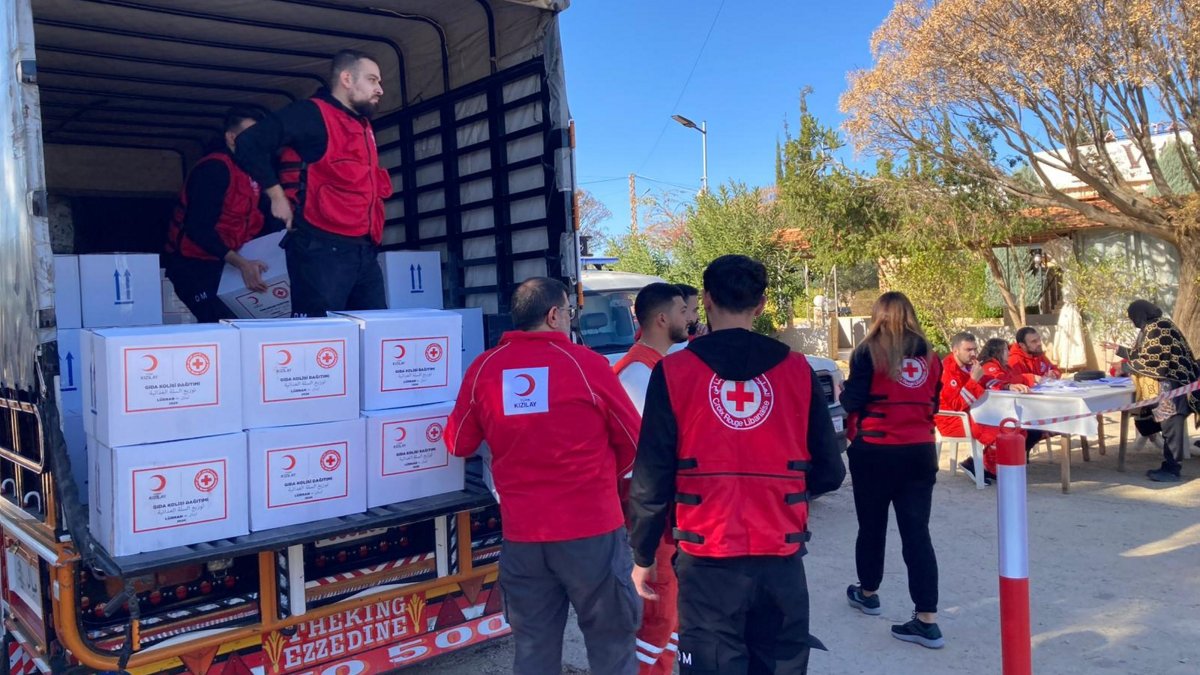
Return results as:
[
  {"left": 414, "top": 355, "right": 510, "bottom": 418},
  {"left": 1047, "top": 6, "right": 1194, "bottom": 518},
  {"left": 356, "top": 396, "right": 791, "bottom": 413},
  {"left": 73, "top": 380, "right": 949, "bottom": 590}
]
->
[
  {"left": 603, "top": 229, "right": 672, "bottom": 278},
  {"left": 881, "top": 248, "right": 989, "bottom": 352}
]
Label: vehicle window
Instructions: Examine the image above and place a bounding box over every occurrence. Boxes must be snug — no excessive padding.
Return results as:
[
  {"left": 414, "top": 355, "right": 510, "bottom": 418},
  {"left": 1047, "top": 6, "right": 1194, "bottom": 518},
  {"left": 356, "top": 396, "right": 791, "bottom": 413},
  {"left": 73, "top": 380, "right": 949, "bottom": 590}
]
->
[{"left": 579, "top": 291, "right": 638, "bottom": 353}]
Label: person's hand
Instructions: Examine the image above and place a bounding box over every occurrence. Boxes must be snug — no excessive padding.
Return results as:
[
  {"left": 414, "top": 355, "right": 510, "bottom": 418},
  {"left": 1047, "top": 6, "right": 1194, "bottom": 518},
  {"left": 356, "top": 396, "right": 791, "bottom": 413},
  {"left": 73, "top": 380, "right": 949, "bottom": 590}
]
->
[
  {"left": 693, "top": 322, "right": 709, "bottom": 337},
  {"left": 632, "top": 564, "right": 659, "bottom": 601},
  {"left": 1008, "top": 383, "right": 1031, "bottom": 394},
  {"left": 969, "top": 362, "right": 984, "bottom": 381},
  {"left": 270, "top": 192, "right": 294, "bottom": 230},
  {"left": 239, "top": 259, "right": 269, "bottom": 293}
]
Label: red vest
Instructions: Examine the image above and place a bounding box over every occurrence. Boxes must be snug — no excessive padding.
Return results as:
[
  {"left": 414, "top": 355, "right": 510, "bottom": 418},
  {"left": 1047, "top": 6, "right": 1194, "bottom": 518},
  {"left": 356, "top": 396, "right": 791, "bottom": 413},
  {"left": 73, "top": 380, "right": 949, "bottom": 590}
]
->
[
  {"left": 612, "top": 343, "right": 662, "bottom": 376},
  {"left": 661, "top": 350, "right": 813, "bottom": 558},
  {"left": 286, "top": 98, "right": 393, "bottom": 244},
  {"left": 847, "top": 353, "right": 940, "bottom": 445},
  {"left": 166, "top": 152, "right": 264, "bottom": 261}
]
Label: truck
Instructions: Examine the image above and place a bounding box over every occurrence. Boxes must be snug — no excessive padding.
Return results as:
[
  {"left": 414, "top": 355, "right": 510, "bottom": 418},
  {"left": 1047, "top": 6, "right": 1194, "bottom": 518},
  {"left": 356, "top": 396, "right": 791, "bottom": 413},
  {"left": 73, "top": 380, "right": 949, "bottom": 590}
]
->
[{"left": 0, "top": 1, "right": 577, "bottom": 673}]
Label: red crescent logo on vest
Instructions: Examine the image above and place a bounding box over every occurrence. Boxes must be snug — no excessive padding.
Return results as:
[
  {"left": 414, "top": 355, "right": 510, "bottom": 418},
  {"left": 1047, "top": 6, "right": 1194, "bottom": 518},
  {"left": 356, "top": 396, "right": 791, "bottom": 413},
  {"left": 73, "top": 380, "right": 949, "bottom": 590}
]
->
[
  {"left": 898, "top": 357, "right": 929, "bottom": 388},
  {"left": 708, "top": 374, "right": 774, "bottom": 430}
]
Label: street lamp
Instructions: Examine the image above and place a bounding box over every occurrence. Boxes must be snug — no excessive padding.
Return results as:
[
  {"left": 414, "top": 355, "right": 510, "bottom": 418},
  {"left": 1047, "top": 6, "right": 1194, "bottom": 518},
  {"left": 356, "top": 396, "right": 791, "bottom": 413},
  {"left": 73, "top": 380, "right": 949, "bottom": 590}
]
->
[{"left": 671, "top": 114, "right": 708, "bottom": 193}]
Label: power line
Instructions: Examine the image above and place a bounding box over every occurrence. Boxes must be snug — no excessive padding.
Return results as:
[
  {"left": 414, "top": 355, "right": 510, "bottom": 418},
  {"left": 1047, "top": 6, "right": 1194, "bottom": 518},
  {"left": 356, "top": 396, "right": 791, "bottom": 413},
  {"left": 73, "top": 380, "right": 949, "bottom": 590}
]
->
[{"left": 635, "top": 0, "right": 727, "bottom": 174}]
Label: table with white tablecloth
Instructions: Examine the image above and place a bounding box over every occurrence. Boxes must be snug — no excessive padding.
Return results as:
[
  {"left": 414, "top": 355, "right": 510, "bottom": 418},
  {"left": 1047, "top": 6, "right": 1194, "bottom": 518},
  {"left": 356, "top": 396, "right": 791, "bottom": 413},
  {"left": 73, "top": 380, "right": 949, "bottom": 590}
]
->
[{"left": 971, "top": 380, "right": 1136, "bottom": 493}]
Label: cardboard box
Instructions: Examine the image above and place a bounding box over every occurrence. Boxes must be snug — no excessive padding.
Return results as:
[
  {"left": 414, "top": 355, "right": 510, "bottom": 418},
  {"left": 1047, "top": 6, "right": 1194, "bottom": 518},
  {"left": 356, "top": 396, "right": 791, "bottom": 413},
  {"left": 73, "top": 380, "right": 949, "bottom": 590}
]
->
[
  {"left": 247, "top": 419, "right": 366, "bottom": 531},
  {"left": 362, "top": 402, "right": 463, "bottom": 508},
  {"left": 84, "top": 324, "right": 243, "bottom": 447},
  {"left": 79, "top": 254, "right": 163, "bottom": 328},
  {"left": 227, "top": 318, "right": 360, "bottom": 429},
  {"left": 53, "top": 255, "right": 82, "bottom": 329},
  {"left": 380, "top": 251, "right": 444, "bottom": 309},
  {"left": 89, "top": 433, "right": 249, "bottom": 557},
  {"left": 448, "top": 307, "right": 486, "bottom": 367},
  {"left": 332, "top": 310, "right": 462, "bottom": 410},
  {"left": 56, "top": 329, "right": 84, "bottom": 417},
  {"left": 218, "top": 231, "right": 291, "bottom": 319}
]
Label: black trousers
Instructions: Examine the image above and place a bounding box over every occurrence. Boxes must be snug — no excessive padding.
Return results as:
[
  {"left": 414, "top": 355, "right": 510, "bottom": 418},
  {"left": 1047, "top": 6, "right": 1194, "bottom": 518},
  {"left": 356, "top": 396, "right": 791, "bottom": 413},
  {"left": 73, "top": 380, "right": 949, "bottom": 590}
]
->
[
  {"left": 499, "top": 528, "right": 640, "bottom": 675},
  {"left": 847, "top": 440, "right": 939, "bottom": 614},
  {"left": 675, "top": 553, "right": 824, "bottom": 675},
  {"left": 163, "top": 255, "right": 234, "bottom": 323},
  {"left": 284, "top": 227, "right": 386, "bottom": 317}
]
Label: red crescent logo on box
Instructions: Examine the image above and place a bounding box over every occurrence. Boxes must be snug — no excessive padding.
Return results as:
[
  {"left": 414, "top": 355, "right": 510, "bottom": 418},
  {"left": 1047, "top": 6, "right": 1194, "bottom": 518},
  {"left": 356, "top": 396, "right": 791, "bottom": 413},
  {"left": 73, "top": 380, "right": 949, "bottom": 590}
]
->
[
  {"left": 424, "top": 343, "right": 443, "bottom": 363},
  {"left": 708, "top": 375, "right": 774, "bottom": 430},
  {"left": 393, "top": 344, "right": 407, "bottom": 360},
  {"left": 899, "top": 357, "right": 929, "bottom": 388},
  {"left": 320, "top": 449, "right": 342, "bottom": 472},
  {"left": 186, "top": 352, "right": 211, "bottom": 376},
  {"left": 150, "top": 474, "right": 167, "bottom": 492},
  {"left": 316, "top": 347, "right": 339, "bottom": 369},
  {"left": 194, "top": 468, "right": 219, "bottom": 492},
  {"left": 395, "top": 426, "right": 407, "bottom": 443},
  {"left": 273, "top": 287, "right": 289, "bottom": 299},
  {"left": 425, "top": 422, "right": 444, "bottom": 443}
]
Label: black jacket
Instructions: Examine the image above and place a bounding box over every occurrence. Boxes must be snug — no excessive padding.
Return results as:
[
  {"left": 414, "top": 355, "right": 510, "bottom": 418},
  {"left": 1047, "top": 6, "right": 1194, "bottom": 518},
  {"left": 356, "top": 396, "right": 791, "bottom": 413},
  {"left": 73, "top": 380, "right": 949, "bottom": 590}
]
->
[{"left": 626, "top": 328, "right": 846, "bottom": 567}]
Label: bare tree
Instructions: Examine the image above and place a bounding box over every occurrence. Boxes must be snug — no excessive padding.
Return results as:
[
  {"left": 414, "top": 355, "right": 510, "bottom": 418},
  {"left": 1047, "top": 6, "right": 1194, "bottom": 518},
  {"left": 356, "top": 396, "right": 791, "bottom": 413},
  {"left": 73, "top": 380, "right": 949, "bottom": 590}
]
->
[{"left": 576, "top": 189, "right": 613, "bottom": 253}]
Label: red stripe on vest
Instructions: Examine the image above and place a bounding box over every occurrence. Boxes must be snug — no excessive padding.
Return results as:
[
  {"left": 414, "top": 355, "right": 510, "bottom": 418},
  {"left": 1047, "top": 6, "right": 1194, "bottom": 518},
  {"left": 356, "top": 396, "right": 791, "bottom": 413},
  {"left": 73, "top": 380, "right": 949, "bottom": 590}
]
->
[
  {"left": 289, "top": 98, "right": 393, "bottom": 244},
  {"left": 662, "top": 350, "right": 814, "bottom": 558},
  {"left": 166, "top": 152, "right": 264, "bottom": 261}
]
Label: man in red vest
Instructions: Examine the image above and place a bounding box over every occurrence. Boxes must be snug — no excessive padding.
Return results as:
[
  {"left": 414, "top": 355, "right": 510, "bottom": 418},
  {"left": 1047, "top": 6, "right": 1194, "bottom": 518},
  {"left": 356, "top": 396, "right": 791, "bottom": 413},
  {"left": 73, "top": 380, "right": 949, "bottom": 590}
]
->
[
  {"left": 613, "top": 283, "right": 688, "bottom": 674},
  {"left": 164, "top": 107, "right": 274, "bottom": 323},
  {"left": 446, "top": 277, "right": 642, "bottom": 674},
  {"left": 1009, "top": 326, "right": 1062, "bottom": 385},
  {"left": 235, "top": 50, "right": 393, "bottom": 317},
  {"left": 627, "top": 255, "right": 846, "bottom": 674}
]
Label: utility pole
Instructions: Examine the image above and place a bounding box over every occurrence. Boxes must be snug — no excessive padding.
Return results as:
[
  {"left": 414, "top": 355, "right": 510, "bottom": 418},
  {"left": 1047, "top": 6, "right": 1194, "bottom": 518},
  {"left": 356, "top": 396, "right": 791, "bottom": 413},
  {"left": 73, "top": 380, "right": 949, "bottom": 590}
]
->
[{"left": 629, "top": 173, "right": 638, "bottom": 234}]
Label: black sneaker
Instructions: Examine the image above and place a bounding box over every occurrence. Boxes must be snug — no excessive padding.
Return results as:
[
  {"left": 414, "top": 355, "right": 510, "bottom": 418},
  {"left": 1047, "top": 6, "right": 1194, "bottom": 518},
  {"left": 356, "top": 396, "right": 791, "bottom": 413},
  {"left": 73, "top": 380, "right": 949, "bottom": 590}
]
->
[
  {"left": 891, "top": 612, "right": 945, "bottom": 649},
  {"left": 846, "top": 584, "right": 881, "bottom": 615},
  {"left": 1148, "top": 469, "right": 1181, "bottom": 483},
  {"left": 960, "top": 458, "right": 993, "bottom": 486}
]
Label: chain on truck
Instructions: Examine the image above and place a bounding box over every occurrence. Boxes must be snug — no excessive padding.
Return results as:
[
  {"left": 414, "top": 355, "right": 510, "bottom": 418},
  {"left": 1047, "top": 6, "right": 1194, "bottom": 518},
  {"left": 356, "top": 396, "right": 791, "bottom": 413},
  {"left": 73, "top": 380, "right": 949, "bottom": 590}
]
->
[{"left": 0, "top": 2, "right": 579, "bottom": 673}]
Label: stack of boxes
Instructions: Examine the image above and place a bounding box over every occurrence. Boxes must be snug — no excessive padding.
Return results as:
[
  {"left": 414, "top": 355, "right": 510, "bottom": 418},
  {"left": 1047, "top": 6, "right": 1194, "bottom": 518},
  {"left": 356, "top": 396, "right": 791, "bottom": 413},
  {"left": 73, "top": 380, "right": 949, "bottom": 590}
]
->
[
  {"left": 54, "top": 253, "right": 163, "bottom": 507},
  {"left": 55, "top": 247, "right": 485, "bottom": 558}
]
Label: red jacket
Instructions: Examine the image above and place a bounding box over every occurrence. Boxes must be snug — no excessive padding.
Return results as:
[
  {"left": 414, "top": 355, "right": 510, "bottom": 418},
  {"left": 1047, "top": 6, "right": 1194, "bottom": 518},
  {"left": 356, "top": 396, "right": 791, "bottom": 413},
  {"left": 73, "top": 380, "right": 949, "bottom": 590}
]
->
[
  {"left": 166, "top": 152, "right": 265, "bottom": 261},
  {"left": 935, "top": 354, "right": 995, "bottom": 445},
  {"left": 1008, "top": 342, "right": 1060, "bottom": 385},
  {"left": 845, "top": 354, "right": 941, "bottom": 445},
  {"left": 445, "top": 330, "right": 641, "bottom": 543}
]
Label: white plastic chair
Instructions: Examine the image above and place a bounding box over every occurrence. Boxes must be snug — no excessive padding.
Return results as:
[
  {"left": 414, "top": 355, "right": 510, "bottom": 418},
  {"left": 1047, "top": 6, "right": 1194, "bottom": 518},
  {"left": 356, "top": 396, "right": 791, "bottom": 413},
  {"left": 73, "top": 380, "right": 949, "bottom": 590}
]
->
[{"left": 935, "top": 411, "right": 986, "bottom": 489}]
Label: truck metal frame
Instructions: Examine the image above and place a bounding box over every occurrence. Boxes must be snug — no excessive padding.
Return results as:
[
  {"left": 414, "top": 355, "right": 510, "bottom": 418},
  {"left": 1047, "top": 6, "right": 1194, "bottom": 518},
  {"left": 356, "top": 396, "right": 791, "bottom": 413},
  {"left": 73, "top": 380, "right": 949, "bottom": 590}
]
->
[{"left": 0, "top": 2, "right": 578, "bottom": 673}]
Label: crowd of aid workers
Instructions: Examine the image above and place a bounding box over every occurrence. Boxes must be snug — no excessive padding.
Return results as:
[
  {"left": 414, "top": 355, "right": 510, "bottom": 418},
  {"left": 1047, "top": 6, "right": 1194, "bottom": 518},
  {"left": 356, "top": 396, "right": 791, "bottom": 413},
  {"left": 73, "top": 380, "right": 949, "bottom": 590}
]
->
[
  {"left": 441, "top": 262, "right": 1198, "bottom": 675},
  {"left": 166, "top": 48, "right": 1200, "bottom": 675}
]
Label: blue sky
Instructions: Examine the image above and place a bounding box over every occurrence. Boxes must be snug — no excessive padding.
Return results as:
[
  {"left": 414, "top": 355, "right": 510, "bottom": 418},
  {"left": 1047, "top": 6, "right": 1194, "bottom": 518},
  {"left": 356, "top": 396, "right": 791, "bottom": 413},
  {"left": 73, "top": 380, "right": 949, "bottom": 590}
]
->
[{"left": 559, "top": 1, "right": 896, "bottom": 237}]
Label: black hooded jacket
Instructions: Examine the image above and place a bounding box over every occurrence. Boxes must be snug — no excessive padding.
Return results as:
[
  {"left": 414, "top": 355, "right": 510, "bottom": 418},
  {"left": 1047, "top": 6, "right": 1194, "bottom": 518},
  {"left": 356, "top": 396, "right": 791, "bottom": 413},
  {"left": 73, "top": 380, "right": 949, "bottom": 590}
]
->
[{"left": 626, "top": 328, "right": 846, "bottom": 567}]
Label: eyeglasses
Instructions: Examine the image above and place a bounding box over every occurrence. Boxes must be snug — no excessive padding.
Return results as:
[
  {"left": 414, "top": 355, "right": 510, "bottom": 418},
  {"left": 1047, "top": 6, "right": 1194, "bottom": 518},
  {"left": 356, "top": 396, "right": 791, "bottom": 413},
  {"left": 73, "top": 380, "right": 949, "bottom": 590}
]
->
[{"left": 553, "top": 304, "right": 577, "bottom": 321}]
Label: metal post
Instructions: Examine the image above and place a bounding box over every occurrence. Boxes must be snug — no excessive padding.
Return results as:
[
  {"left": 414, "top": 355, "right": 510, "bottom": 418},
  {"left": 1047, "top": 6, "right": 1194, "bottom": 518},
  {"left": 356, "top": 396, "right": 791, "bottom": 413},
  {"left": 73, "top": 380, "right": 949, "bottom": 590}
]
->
[
  {"left": 700, "top": 120, "right": 708, "bottom": 193},
  {"left": 997, "top": 419, "right": 1032, "bottom": 675}
]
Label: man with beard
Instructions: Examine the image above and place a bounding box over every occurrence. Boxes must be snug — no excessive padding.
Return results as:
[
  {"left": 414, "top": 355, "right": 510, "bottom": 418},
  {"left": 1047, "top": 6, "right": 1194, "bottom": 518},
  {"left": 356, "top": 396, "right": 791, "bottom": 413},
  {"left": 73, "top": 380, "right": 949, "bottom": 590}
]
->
[
  {"left": 614, "top": 282, "right": 689, "bottom": 674},
  {"left": 1008, "top": 327, "right": 1061, "bottom": 385},
  {"left": 235, "top": 49, "right": 393, "bottom": 317},
  {"left": 616, "top": 283, "right": 690, "bottom": 414}
]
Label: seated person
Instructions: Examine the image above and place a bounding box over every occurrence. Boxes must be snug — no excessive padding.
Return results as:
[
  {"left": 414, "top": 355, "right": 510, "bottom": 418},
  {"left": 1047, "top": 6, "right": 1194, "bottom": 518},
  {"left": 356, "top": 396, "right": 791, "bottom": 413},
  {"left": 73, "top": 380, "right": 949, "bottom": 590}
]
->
[
  {"left": 1008, "top": 326, "right": 1061, "bottom": 385},
  {"left": 969, "top": 338, "right": 1035, "bottom": 482}
]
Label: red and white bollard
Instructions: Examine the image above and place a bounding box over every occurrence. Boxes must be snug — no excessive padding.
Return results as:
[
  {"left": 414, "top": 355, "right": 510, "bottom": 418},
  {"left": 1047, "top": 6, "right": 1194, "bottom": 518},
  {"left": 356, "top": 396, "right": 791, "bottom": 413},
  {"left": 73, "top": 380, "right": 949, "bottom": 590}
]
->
[{"left": 996, "top": 419, "right": 1032, "bottom": 674}]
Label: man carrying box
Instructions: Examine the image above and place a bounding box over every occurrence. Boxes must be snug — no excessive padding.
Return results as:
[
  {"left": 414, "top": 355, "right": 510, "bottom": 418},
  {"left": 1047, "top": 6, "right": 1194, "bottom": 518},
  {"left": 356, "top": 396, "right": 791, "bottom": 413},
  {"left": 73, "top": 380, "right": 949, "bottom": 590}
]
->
[
  {"left": 164, "top": 107, "right": 275, "bottom": 323},
  {"left": 235, "top": 49, "right": 393, "bottom": 317},
  {"left": 446, "top": 278, "right": 643, "bottom": 675}
]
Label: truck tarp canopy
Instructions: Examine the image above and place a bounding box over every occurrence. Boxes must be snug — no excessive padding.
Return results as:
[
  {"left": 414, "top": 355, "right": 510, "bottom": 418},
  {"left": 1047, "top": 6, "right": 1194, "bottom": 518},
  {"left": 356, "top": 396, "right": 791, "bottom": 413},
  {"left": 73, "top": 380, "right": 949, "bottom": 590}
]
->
[{"left": 32, "top": 0, "right": 565, "bottom": 158}]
